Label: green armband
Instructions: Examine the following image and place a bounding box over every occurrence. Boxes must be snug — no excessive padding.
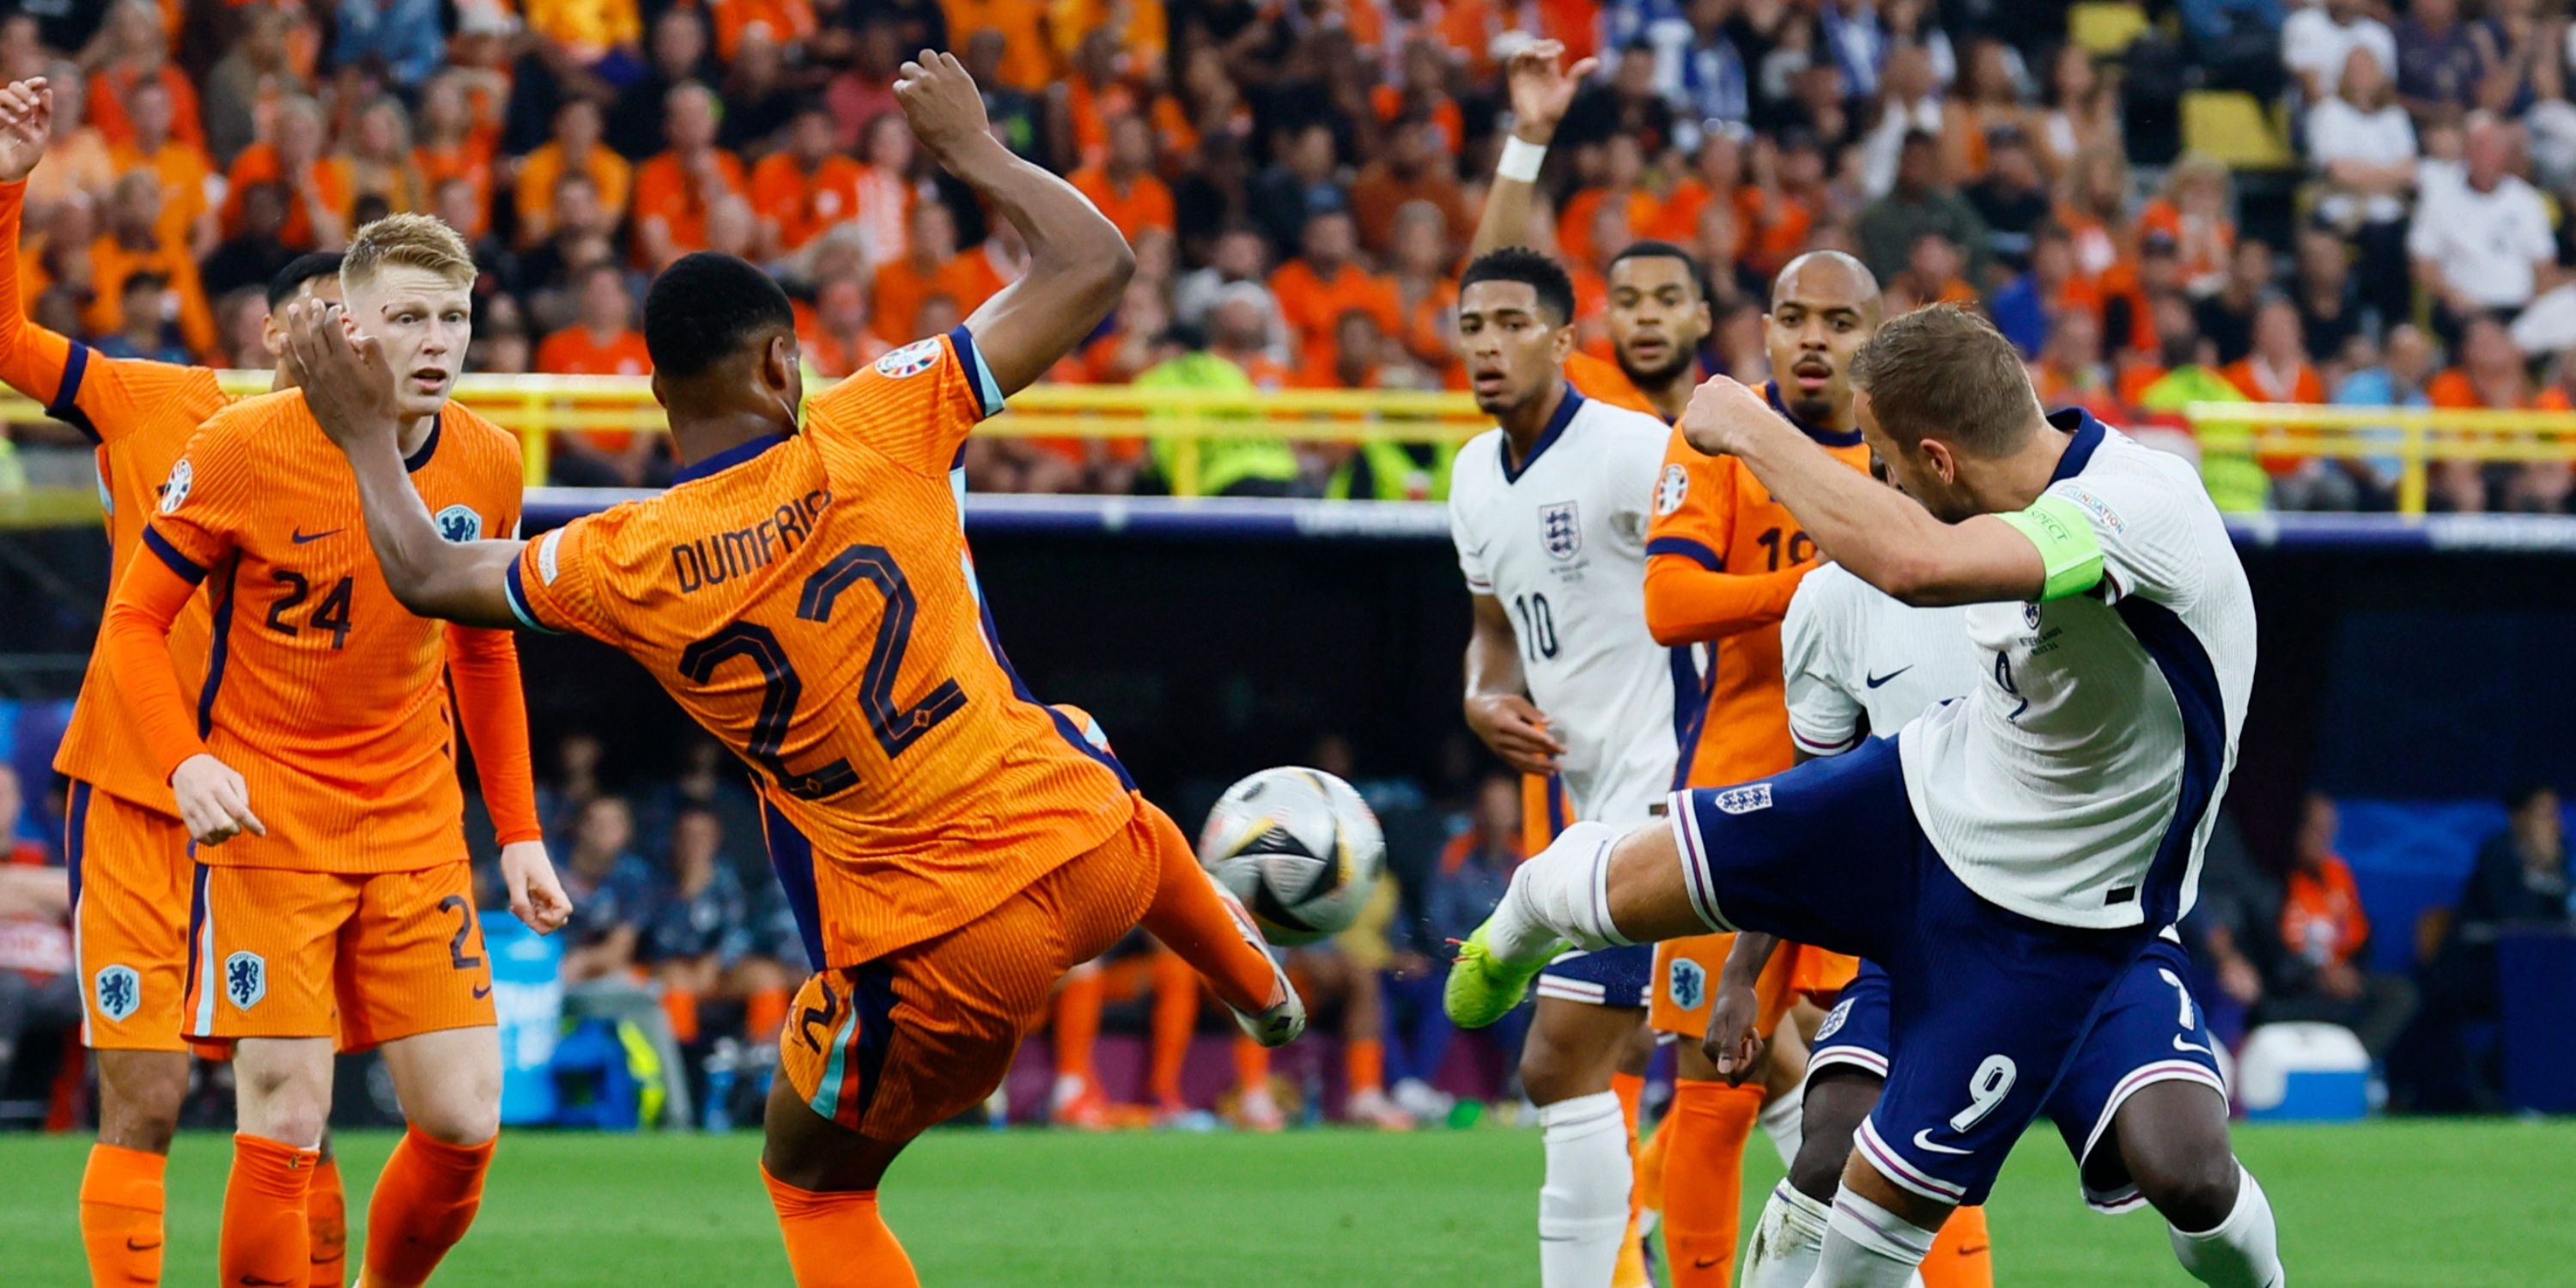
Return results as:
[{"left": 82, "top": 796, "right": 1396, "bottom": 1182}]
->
[{"left": 1994, "top": 495, "right": 2104, "bottom": 602}]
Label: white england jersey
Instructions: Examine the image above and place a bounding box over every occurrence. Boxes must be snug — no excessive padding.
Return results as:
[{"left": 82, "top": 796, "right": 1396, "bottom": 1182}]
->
[
  {"left": 1899, "top": 416, "right": 2257, "bottom": 930},
  {"left": 1782, "top": 562, "right": 1981, "bottom": 757},
  {"left": 1449, "top": 387, "right": 1683, "bottom": 829}
]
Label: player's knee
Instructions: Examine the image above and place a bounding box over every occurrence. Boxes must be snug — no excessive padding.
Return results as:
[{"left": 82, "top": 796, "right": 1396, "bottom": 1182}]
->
[
  {"left": 1789, "top": 1068, "right": 1879, "bottom": 1201},
  {"left": 95, "top": 1052, "right": 189, "bottom": 1154},
  {"left": 413, "top": 1102, "right": 501, "bottom": 1148},
  {"left": 1517, "top": 1041, "right": 1583, "bottom": 1105},
  {"left": 2138, "top": 1146, "right": 2239, "bottom": 1232}
]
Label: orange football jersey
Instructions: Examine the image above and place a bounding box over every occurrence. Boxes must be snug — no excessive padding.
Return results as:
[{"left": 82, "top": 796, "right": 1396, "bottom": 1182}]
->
[
  {"left": 506, "top": 328, "right": 1136, "bottom": 969},
  {"left": 125, "top": 394, "right": 530, "bottom": 872},
  {"left": 1564, "top": 350, "right": 1661, "bottom": 417},
  {"left": 0, "top": 179, "right": 228, "bottom": 816},
  {"left": 1646, "top": 380, "right": 1872, "bottom": 788}
]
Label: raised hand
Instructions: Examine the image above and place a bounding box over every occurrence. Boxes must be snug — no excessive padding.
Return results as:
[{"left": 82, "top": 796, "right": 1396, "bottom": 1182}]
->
[
  {"left": 893, "top": 49, "right": 996, "bottom": 168},
  {"left": 280, "top": 301, "right": 401, "bottom": 451},
  {"left": 1504, "top": 40, "right": 1595, "bottom": 145},
  {"left": 0, "top": 77, "right": 52, "bottom": 186},
  {"left": 1680, "top": 374, "right": 1780, "bottom": 459}
]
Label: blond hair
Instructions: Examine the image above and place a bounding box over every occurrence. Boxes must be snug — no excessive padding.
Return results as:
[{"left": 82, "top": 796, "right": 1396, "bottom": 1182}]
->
[{"left": 341, "top": 213, "right": 475, "bottom": 292}]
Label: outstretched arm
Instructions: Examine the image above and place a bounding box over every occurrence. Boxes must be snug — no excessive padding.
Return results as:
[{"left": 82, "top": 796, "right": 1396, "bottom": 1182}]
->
[
  {"left": 1680, "top": 377, "right": 2045, "bottom": 606},
  {"left": 901, "top": 51, "right": 1134, "bottom": 397},
  {"left": 281, "top": 300, "right": 525, "bottom": 629},
  {"left": 1467, "top": 40, "right": 1594, "bottom": 263}
]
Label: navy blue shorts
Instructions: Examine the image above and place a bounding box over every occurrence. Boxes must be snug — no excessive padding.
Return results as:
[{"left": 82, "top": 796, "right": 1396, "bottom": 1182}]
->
[
  {"left": 1809, "top": 937, "right": 2227, "bottom": 1212},
  {"left": 1536, "top": 944, "right": 1654, "bottom": 1008},
  {"left": 1669, "top": 736, "right": 2153, "bottom": 1207}
]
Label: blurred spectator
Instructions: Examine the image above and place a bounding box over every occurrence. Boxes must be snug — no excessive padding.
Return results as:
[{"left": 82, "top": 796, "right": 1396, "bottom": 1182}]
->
[
  {"left": 2282, "top": 0, "right": 2397, "bottom": 105},
  {"left": 2140, "top": 154, "right": 2235, "bottom": 298},
  {"left": 0, "top": 766, "right": 75, "bottom": 1095},
  {"left": 200, "top": 183, "right": 298, "bottom": 303},
  {"left": 1859, "top": 44, "right": 1943, "bottom": 201},
  {"left": 1856, "top": 130, "right": 1989, "bottom": 284},
  {"left": 94, "top": 271, "right": 192, "bottom": 364},
  {"left": 221, "top": 96, "right": 350, "bottom": 252},
  {"left": 1352, "top": 113, "right": 1467, "bottom": 262},
  {"left": 2030, "top": 307, "right": 2123, "bottom": 422},
  {"left": 111, "top": 76, "right": 214, "bottom": 259},
  {"left": 2395, "top": 0, "right": 2491, "bottom": 120},
  {"left": 800, "top": 270, "right": 890, "bottom": 378},
  {"left": 557, "top": 796, "right": 658, "bottom": 983},
  {"left": 1249, "top": 120, "right": 1346, "bottom": 257},
  {"left": 2292, "top": 224, "right": 2365, "bottom": 368},
  {"left": 202, "top": 5, "right": 306, "bottom": 167},
  {"left": 610, "top": 8, "right": 720, "bottom": 161},
  {"left": 2037, "top": 45, "right": 2117, "bottom": 179},
  {"left": 1172, "top": 222, "right": 1285, "bottom": 346},
  {"left": 1134, "top": 308, "right": 1302, "bottom": 498},
  {"left": 1273, "top": 210, "right": 1400, "bottom": 379},
  {"left": 1882, "top": 229, "right": 1977, "bottom": 316},
  {"left": 2131, "top": 294, "right": 2274, "bottom": 513},
  {"left": 1965, "top": 125, "right": 2050, "bottom": 275},
  {"left": 2225, "top": 297, "right": 2340, "bottom": 508},
  {"left": 1941, "top": 38, "right": 2030, "bottom": 185},
  {"left": 87, "top": 173, "right": 215, "bottom": 360},
  {"left": 22, "top": 59, "right": 111, "bottom": 216},
  {"left": 2306, "top": 47, "right": 2417, "bottom": 325},
  {"left": 1388, "top": 199, "right": 1461, "bottom": 381},
  {"left": 2410, "top": 114, "right": 2555, "bottom": 340},
  {"left": 216, "top": 286, "right": 272, "bottom": 369},
  {"left": 2057, "top": 140, "right": 2135, "bottom": 287},
  {"left": 2260, "top": 794, "right": 2418, "bottom": 1061},
  {"left": 752, "top": 103, "right": 864, "bottom": 258},
  {"left": 331, "top": 0, "right": 445, "bottom": 91},
  {"left": 640, "top": 808, "right": 753, "bottom": 995},
  {"left": 1987, "top": 221, "right": 2098, "bottom": 358},
  {"left": 2419, "top": 785, "right": 2572, "bottom": 1106},
  {"left": 1071, "top": 112, "right": 1176, "bottom": 245},
  {"left": 2193, "top": 237, "right": 2272, "bottom": 367},
  {"left": 870, "top": 199, "right": 989, "bottom": 346},
  {"left": 538, "top": 262, "right": 660, "bottom": 485},
  {"left": 516, "top": 99, "right": 633, "bottom": 251},
  {"left": 633, "top": 82, "right": 749, "bottom": 270},
  {"left": 84, "top": 0, "right": 200, "bottom": 151},
  {"left": 2426, "top": 315, "right": 2544, "bottom": 512},
  {"left": 347, "top": 96, "right": 426, "bottom": 219},
  {"left": 414, "top": 74, "right": 496, "bottom": 240},
  {"left": 2331, "top": 321, "right": 2437, "bottom": 509},
  {"left": 718, "top": 29, "right": 803, "bottom": 154},
  {"left": 1561, "top": 40, "right": 1678, "bottom": 153}
]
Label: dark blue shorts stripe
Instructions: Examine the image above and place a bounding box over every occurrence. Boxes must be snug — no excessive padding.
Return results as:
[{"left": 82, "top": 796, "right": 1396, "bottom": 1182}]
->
[{"left": 762, "top": 796, "right": 827, "bottom": 969}]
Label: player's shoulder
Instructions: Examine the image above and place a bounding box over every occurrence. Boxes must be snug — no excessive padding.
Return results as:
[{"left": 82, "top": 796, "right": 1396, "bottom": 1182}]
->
[
  {"left": 2050, "top": 422, "right": 2216, "bottom": 529},
  {"left": 1448, "top": 428, "right": 1510, "bottom": 497},
  {"left": 1571, "top": 395, "right": 1670, "bottom": 441},
  {"left": 438, "top": 403, "right": 533, "bottom": 472},
  {"left": 191, "top": 388, "right": 308, "bottom": 454}
]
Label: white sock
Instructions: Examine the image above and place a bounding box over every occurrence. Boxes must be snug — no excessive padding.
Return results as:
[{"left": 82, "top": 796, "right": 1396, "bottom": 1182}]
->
[
  {"left": 1742, "top": 1181, "right": 1831, "bottom": 1288},
  {"left": 1488, "top": 822, "right": 1629, "bottom": 962},
  {"left": 1805, "top": 1188, "right": 1936, "bottom": 1288},
  {"left": 1537, "top": 1091, "right": 1632, "bottom": 1288},
  {"left": 1761, "top": 1074, "right": 1807, "bottom": 1168},
  {"left": 2168, "top": 1163, "right": 2285, "bottom": 1288}
]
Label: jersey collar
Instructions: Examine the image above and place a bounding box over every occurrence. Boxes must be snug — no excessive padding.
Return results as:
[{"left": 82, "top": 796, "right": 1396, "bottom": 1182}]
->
[
  {"left": 404, "top": 409, "right": 442, "bottom": 473},
  {"left": 1501, "top": 382, "right": 1584, "bottom": 483},
  {"left": 1764, "top": 380, "right": 1865, "bottom": 447},
  {"left": 2044, "top": 407, "right": 2107, "bottom": 483},
  {"left": 673, "top": 433, "right": 792, "bottom": 485}
]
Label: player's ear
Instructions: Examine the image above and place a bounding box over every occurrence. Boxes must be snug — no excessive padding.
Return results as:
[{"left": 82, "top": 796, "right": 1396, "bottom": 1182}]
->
[
  {"left": 764, "top": 334, "right": 797, "bottom": 393},
  {"left": 1549, "top": 317, "right": 1575, "bottom": 362}
]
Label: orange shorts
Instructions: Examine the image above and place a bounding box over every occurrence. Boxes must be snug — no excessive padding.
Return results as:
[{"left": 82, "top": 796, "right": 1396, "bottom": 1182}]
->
[
  {"left": 780, "top": 802, "right": 1168, "bottom": 1141},
  {"left": 1794, "top": 947, "right": 1860, "bottom": 1000},
  {"left": 66, "top": 781, "right": 198, "bottom": 1053},
  {"left": 183, "top": 860, "right": 494, "bottom": 1049},
  {"left": 1649, "top": 933, "right": 1812, "bottom": 1040}
]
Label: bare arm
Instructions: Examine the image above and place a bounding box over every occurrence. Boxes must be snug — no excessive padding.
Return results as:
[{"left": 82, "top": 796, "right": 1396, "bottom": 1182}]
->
[
  {"left": 281, "top": 300, "right": 526, "bottom": 629},
  {"left": 1466, "top": 40, "right": 1595, "bottom": 264},
  {"left": 1681, "top": 377, "right": 2045, "bottom": 606},
  {"left": 901, "top": 52, "right": 1135, "bottom": 398},
  {"left": 1700, "top": 931, "right": 1782, "bottom": 1082},
  {"left": 1462, "top": 592, "right": 1564, "bottom": 775}
]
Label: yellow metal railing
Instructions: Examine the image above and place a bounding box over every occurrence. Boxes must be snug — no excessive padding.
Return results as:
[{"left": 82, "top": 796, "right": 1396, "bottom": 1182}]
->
[
  {"left": 7, "top": 377, "right": 2573, "bottom": 509},
  {"left": 2183, "top": 402, "right": 2576, "bottom": 516}
]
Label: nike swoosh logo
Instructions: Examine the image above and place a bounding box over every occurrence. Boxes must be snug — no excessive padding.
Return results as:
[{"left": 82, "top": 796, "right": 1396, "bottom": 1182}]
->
[
  {"left": 472, "top": 983, "right": 493, "bottom": 999},
  {"left": 1958, "top": 1242, "right": 1990, "bottom": 1255},
  {"left": 2173, "top": 1035, "right": 2215, "bottom": 1057},
  {"left": 1912, "top": 1128, "right": 1974, "bottom": 1157},
  {"left": 1692, "top": 1256, "right": 1725, "bottom": 1269},
  {"left": 1865, "top": 666, "right": 1912, "bottom": 689},
  {"left": 243, "top": 1278, "right": 295, "bottom": 1286},
  {"left": 291, "top": 528, "right": 343, "bottom": 544},
  {"left": 125, "top": 1238, "right": 162, "bottom": 1251}
]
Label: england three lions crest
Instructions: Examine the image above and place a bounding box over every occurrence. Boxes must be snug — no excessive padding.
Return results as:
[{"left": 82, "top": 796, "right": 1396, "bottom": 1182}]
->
[{"left": 1540, "top": 501, "right": 1580, "bottom": 560}]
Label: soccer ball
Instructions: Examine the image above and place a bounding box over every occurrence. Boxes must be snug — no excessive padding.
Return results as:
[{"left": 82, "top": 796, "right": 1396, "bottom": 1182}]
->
[{"left": 1197, "top": 767, "right": 1386, "bottom": 946}]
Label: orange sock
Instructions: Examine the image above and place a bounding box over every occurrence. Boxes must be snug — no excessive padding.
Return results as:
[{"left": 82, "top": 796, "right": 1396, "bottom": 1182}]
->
[
  {"left": 762, "top": 1164, "right": 919, "bottom": 1288},
  {"left": 1232, "top": 1035, "right": 1270, "bottom": 1093},
  {"left": 1137, "top": 810, "right": 1279, "bottom": 1014},
  {"left": 221, "top": 1133, "right": 318, "bottom": 1288},
  {"left": 1055, "top": 969, "right": 1104, "bottom": 1087},
  {"left": 1661, "top": 1079, "right": 1765, "bottom": 1288},
  {"left": 80, "top": 1143, "right": 167, "bottom": 1288},
  {"left": 1147, "top": 951, "right": 1199, "bottom": 1109},
  {"left": 1346, "top": 1036, "right": 1385, "bottom": 1097},
  {"left": 1637, "top": 1102, "right": 1674, "bottom": 1215},
  {"left": 1608, "top": 1071, "right": 1649, "bottom": 1287},
  {"left": 1920, "top": 1203, "right": 1995, "bottom": 1288},
  {"left": 745, "top": 986, "right": 791, "bottom": 1045},
  {"left": 308, "top": 1154, "right": 346, "bottom": 1288},
  {"left": 360, "top": 1127, "right": 494, "bottom": 1288}
]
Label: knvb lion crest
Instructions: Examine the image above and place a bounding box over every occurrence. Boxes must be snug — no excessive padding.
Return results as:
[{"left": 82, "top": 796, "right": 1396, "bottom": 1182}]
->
[
  {"left": 434, "top": 504, "right": 483, "bottom": 544},
  {"left": 1540, "top": 501, "right": 1580, "bottom": 560},
  {"left": 1668, "top": 957, "right": 1706, "bottom": 1011},
  {"left": 94, "top": 965, "right": 141, "bottom": 1023},
  {"left": 225, "top": 951, "right": 266, "bottom": 1011}
]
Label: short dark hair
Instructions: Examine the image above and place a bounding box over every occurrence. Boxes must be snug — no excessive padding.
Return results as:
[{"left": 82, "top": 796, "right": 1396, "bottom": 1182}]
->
[
  {"left": 1607, "top": 240, "right": 1710, "bottom": 302},
  {"left": 1460, "top": 246, "right": 1576, "bottom": 325},
  {"left": 644, "top": 252, "right": 796, "bottom": 380},
  {"left": 123, "top": 271, "right": 167, "bottom": 297},
  {"left": 1847, "top": 304, "right": 2039, "bottom": 455},
  {"left": 267, "top": 253, "right": 343, "bottom": 309}
]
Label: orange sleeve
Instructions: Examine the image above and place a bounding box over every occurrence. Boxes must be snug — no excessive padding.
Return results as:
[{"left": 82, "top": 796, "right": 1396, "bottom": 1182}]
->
[
  {"left": 447, "top": 622, "right": 544, "bottom": 844},
  {"left": 102, "top": 526, "right": 214, "bottom": 783},
  {"left": 806, "top": 325, "right": 1003, "bottom": 474},
  {"left": 0, "top": 181, "right": 77, "bottom": 414},
  {"left": 172, "top": 255, "right": 217, "bottom": 361},
  {"left": 507, "top": 512, "right": 623, "bottom": 644},
  {"left": 1640, "top": 437, "right": 1807, "bottom": 645}
]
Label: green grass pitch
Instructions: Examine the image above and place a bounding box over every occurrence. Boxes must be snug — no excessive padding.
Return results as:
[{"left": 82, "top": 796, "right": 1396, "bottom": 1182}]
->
[{"left": 3, "top": 1120, "right": 2572, "bottom": 1284}]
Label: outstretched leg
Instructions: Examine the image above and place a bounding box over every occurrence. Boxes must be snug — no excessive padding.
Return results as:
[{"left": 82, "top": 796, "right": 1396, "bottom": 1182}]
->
[
  {"left": 762, "top": 1078, "right": 920, "bottom": 1288},
  {"left": 1133, "top": 803, "right": 1303, "bottom": 1045}
]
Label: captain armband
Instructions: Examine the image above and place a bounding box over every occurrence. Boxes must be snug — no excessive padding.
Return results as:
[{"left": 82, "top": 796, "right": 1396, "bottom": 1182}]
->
[{"left": 1993, "top": 495, "right": 2104, "bottom": 602}]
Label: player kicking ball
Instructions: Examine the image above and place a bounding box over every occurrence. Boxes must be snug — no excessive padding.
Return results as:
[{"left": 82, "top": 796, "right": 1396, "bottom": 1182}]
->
[
  {"left": 1709, "top": 498, "right": 2281, "bottom": 1288},
  {"left": 100, "top": 210, "right": 570, "bottom": 1288},
  {"left": 1451, "top": 307, "right": 2273, "bottom": 1288},
  {"left": 276, "top": 53, "right": 1301, "bottom": 1287}
]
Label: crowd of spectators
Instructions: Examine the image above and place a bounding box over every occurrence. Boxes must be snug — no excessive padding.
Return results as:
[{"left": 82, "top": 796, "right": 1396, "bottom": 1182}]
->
[{"left": 3, "top": 1, "right": 2575, "bottom": 509}]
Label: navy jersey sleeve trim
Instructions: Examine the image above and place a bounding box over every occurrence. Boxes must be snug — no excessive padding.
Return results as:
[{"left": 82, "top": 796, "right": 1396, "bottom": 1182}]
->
[
  {"left": 949, "top": 325, "right": 1005, "bottom": 421},
  {"left": 49, "top": 341, "right": 100, "bottom": 443},
  {"left": 1645, "top": 536, "right": 1724, "bottom": 569},
  {"left": 502, "top": 557, "right": 564, "bottom": 635},
  {"left": 141, "top": 526, "right": 207, "bottom": 584}
]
